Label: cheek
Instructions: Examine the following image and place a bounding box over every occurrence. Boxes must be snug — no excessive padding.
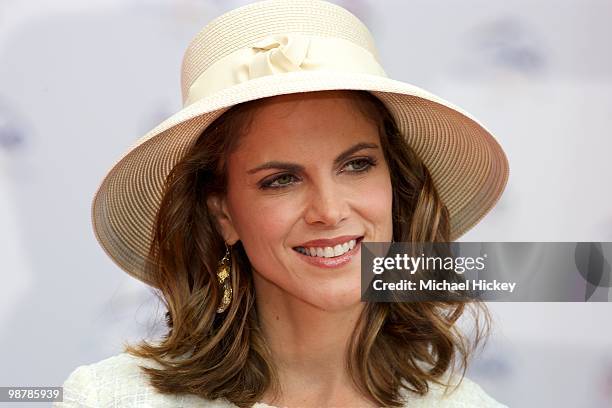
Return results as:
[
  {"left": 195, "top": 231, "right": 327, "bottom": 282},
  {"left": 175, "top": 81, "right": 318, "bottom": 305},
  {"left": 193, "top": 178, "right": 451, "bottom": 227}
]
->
[
  {"left": 227, "top": 195, "right": 300, "bottom": 279},
  {"left": 359, "top": 170, "right": 393, "bottom": 224},
  {"left": 228, "top": 191, "right": 297, "bottom": 246}
]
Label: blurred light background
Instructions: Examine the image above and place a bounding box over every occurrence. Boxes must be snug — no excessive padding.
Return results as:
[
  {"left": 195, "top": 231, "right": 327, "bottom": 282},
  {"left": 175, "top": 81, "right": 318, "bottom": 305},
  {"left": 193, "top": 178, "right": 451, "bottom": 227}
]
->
[{"left": 1, "top": 0, "right": 611, "bottom": 407}]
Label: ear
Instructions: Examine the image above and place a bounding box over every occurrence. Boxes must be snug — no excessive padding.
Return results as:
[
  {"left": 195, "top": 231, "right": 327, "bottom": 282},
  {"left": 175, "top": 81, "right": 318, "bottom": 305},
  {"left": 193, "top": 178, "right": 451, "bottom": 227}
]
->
[{"left": 206, "top": 194, "right": 240, "bottom": 245}]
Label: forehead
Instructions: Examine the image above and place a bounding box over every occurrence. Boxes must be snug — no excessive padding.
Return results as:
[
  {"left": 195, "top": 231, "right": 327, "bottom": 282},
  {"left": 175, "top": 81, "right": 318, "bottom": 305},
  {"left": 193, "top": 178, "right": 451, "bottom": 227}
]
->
[{"left": 232, "top": 92, "right": 380, "bottom": 160}]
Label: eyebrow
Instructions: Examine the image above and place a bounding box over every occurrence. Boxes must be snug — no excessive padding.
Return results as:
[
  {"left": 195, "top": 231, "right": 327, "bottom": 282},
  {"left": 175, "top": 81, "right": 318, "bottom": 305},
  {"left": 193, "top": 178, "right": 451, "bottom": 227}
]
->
[{"left": 246, "top": 142, "right": 380, "bottom": 175}]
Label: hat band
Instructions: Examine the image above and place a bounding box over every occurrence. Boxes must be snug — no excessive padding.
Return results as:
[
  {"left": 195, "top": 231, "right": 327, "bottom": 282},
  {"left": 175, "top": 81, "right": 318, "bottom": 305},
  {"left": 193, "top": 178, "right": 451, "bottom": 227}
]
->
[{"left": 184, "top": 34, "right": 387, "bottom": 106}]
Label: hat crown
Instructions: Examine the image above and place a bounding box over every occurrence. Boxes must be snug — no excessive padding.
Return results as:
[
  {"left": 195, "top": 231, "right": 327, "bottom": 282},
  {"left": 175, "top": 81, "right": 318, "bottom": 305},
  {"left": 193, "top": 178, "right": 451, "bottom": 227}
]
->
[{"left": 180, "top": 0, "right": 379, "bottom": 103}]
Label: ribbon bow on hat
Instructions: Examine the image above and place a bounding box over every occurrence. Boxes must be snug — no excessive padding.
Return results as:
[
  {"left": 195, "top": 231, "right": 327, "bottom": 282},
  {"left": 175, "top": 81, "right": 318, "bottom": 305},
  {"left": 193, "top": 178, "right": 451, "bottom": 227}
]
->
[
  {"left": 250, "top": 34, "right": 311, "bottom": 76},
  {"left": 184, "top": 33, "right": 386, "bottom": 106}
]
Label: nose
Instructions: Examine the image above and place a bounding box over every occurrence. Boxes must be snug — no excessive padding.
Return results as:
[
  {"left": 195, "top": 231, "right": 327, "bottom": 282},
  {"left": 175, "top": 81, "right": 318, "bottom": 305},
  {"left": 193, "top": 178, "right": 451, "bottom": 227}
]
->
[{"left": 303, "top": 179, "right": 350, "bottom": 226}]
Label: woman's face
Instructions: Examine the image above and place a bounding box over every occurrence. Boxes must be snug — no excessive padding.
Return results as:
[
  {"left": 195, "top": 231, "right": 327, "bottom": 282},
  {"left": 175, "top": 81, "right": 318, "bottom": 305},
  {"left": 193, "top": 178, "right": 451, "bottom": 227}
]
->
[{"left": 208, "top": 91, "right": 393, "bottom": 311}]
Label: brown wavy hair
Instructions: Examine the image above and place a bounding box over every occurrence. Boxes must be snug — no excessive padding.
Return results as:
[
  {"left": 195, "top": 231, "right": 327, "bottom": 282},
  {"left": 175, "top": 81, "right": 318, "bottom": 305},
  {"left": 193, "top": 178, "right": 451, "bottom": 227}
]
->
[{"left": 124, "top": 90, "right": 490, "bottom": 407}]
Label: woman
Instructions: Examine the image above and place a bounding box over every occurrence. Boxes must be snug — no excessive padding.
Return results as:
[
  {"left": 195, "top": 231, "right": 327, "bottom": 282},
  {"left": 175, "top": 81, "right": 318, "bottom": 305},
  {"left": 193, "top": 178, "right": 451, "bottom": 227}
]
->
[{"left": 57, "top": 0, "right": 509, "bottom": 407}]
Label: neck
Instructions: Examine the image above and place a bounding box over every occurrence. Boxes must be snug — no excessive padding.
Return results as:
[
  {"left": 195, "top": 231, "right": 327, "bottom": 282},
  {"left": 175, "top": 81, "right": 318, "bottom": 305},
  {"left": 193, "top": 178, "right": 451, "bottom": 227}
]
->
[{"left": 252, "top": 272, "right": 369, "bottom": 407}]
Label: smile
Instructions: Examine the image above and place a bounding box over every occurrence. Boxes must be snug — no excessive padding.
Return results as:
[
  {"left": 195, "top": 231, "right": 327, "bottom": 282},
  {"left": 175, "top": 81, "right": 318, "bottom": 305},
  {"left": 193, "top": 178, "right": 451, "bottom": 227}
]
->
[
  {"left": 292, "top": 237, "right": 364, "bottom": 268},
  {"left": 294, "top": 238, "right": 358, "bottom": 258}
]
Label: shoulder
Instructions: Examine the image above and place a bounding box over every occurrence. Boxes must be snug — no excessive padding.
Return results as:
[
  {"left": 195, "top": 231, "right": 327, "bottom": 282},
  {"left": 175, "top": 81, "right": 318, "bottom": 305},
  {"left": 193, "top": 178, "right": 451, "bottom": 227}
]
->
[
  {"left": 54, "top": 352, "right": 235, "bottom": 408},
  {"left": 401, "top": 375, "right": 508, "bottom": 408}
]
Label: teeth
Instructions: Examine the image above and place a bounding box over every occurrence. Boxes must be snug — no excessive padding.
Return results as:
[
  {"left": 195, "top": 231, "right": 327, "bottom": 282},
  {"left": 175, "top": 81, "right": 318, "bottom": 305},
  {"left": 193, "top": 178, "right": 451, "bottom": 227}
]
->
[{"left": 295, "top": 239, "right": 358, "bottom": 258}]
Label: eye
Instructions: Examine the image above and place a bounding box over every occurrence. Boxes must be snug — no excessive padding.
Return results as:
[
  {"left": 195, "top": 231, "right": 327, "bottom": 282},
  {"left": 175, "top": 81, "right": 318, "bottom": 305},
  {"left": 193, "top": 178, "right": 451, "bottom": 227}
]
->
[
  {"left": 260, "top": 173, "right": 299, "bottom": 189},
  {"left": 258, "top": 157, "right": 378, "bottom": 190},
  {"left": 343, "top": 157, "right": 377, "bottom": 173}
]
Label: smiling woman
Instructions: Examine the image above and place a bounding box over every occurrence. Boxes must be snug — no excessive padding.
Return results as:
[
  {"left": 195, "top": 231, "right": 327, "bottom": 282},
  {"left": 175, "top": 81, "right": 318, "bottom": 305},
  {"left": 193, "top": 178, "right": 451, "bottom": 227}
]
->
[
  {"left": 56, "top": 1, "right": 509, "bottom": 407},
  {"left": 206, "top": 91, "right": 394, "bottom": 314}
]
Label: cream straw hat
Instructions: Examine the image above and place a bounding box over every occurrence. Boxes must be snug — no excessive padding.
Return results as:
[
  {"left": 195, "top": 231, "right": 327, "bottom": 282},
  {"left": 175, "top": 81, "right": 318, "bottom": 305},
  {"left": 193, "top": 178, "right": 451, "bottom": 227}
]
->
[{"left": 91, "top": 0, "right": 509, "bottom": 286}]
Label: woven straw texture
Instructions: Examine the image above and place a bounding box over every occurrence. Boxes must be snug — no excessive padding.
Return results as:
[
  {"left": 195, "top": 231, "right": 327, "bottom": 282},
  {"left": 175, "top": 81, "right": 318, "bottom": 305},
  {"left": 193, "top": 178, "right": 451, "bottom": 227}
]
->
[{"left": 91, "top": 0, "right": 509, "bottom": 286}]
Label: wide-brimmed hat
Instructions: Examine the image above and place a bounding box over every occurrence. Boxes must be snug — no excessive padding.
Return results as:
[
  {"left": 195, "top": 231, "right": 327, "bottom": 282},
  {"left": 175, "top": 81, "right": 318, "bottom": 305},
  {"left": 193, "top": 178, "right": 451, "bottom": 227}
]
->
[{"left": 91, "top": 0, "right": 509, "bottom": 286}]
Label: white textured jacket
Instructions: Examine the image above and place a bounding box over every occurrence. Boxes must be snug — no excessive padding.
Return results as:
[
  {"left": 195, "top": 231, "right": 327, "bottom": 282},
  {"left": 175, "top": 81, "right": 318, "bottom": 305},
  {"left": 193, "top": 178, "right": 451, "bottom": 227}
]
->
[{"left": 54, "top": 353, "right": 508, "bottom": 407}]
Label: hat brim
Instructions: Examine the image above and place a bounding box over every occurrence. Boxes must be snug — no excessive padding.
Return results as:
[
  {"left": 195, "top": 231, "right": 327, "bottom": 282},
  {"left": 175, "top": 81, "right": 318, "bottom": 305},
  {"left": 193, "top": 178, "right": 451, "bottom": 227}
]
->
[{"left": 91, "top": 71, "right": 509, "bottom": 285}]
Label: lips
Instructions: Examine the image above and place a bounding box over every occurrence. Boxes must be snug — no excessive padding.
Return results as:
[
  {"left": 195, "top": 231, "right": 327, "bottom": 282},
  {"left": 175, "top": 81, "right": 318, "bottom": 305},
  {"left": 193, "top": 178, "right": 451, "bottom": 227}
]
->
[
  {"left": 294, "top": 235, "right": 363, "bottom": 249},
  {"left": 293, "top": 236, "right": 364, "bottom": 268},
  {"left": 292, "top": 236, "right": 365, "bottom": 261}
]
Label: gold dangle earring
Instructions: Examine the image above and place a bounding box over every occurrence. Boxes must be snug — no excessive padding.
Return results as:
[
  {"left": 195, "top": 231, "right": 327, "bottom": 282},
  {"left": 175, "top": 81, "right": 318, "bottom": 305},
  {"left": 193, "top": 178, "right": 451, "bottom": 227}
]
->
[{"left": 216, "top": 242, "right": 233, "bottom": 313}]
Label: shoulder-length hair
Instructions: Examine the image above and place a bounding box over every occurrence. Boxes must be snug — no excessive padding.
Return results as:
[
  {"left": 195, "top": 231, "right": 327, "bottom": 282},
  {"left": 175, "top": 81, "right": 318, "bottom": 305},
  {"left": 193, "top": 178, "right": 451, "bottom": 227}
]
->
[{"left": 124, "top": 90, "right": 490, "bottom": 407}]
